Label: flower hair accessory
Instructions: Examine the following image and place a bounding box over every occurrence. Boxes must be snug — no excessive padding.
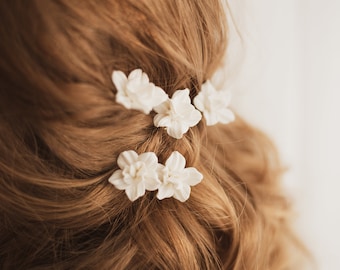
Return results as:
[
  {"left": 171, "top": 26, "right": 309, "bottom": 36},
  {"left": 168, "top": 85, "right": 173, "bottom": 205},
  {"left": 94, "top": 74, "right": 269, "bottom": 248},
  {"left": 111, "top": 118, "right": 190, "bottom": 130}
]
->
[
  {"left": 112, "top": 69, "right": 168, "bottom": 114},
  {"left": 108, "top": 150, "right": 161, "bottom": 201},
  {"left": 108, "top": 150, "right": 203, "bottom": 202},
  {"left": 194, "top": 80, "right": 235, "bottom": 125},
  {"left": 153, "top": 89, "right": 202, "bottom": 139},
  {"left": 112, "top": 69, "right": 234, "bottom": 138}
]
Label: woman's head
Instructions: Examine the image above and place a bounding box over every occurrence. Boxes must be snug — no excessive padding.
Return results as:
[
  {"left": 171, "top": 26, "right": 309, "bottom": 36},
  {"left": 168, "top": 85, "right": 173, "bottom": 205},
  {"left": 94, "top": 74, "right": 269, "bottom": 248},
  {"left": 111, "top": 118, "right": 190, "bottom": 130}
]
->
[{"left": 0, "top": 1, "right": 301, "bottom": 269}]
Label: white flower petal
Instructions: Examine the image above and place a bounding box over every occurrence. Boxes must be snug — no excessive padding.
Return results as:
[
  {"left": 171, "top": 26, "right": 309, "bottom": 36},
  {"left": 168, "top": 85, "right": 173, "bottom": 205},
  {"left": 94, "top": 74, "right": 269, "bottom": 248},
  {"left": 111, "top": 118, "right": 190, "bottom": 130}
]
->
[
  {"left": 117, "top": 150, "right": 138, "bottom": 169},
  {"left": 126, "top": 80, "right": 141, "bottom": 94},
  {"left": 133, "top": 102, "right": 152, "bottom": 114},
  {"left": 201, "top": 80, "right": 216, "bottom": 95},
  {"left": 116, "top": 93, "right": 132, "bottom": 109},
  {"left": 165, "top": 151, "right": 186, "bottom": 171},
  {"left": 140, "top": 72, "right": 149, "bottom": 84},
  {"left": 153, "top": 114, "right": 172, "bottom": 128},
  {"left": 193, "top": 94, "right": 205, "bottom": 112},
  {"left": 204, "top": 111, "right": 219, "bottom": 126},
  {"left": 174, "top": 101, "right": 194, "bottom": 115},
  {"left": 173, "top": 185, "right": 191, "bottom": 202},
  {"left": 136, "top": 181, "right": 146, "bottom": 197},
  {"left": 172, "top": 89, "right": 191, "bottom": 104},
  {"left": 219, "top": 90, "right": 232, "bottom": 105},
  {"left": 153, "top": 86, "right": 168, "bottom": 106},
  {"left": 108, "top": 170, "right": 128, "bottom": 190},
  {"left": 157, "top": 184, "right": 175, "bottom": 200},
  {"left": 156, "top": 163, "right": 166, "bottom": 180},
  {"left": 128, "top": 69, "right": 144, "bottom": 81},
  {"left": 125, "top": 182, "right": 146, "bottom": 201},
  {"left": 137, "top": 152, "right": 158, "bottom": 168},
  {"left": 153, "top": 100, "right": 170, "bottom": 114},
  {"left": 112, "top": 70, "right": 127, "bottom": 93},
  {"left": 144, "top": 175, "right": 160, "bottom": 191},
  {"left": 217, "top": 108, "right": 235, "bottom": 124},
  {"left": 166, "top": 123, "right": 188, "bottom": 139},
  {"left": 185, "top": 108, "right": 202, "bottom": 127},
  {"left": 183, "top": 167, "right": 203, "bottom": 186}
]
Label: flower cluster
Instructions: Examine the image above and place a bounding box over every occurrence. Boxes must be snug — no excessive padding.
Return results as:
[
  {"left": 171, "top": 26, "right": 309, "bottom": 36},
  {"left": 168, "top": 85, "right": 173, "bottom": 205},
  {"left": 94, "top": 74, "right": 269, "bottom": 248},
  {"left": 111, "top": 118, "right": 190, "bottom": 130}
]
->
[
  {"left": 108, "top": 150, "right": 203, "bottom": 202},
  {"left": 112, "top": 69, "right": 234, "bottom": 139}
]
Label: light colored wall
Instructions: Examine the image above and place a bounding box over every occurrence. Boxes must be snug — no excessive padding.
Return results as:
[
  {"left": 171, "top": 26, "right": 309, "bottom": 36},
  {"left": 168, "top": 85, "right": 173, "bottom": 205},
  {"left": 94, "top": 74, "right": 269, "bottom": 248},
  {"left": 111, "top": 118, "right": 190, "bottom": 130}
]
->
[{"left": 227, "top": 1, "right": 340, "bottom": 269}]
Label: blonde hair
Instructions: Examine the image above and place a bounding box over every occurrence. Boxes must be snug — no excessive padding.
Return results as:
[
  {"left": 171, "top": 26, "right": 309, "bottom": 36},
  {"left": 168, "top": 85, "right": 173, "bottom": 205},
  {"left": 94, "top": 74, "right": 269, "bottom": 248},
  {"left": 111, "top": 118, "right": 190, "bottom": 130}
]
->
[{"left": 0, "top": 0, "right": 302, "bottom": 269}]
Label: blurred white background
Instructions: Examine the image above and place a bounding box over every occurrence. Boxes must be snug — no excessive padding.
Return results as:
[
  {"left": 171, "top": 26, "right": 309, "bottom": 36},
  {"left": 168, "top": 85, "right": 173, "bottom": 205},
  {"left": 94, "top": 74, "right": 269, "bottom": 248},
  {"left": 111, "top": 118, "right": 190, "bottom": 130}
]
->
[{"left": 226, "top": 0, "right": 340, "bottom": 269}]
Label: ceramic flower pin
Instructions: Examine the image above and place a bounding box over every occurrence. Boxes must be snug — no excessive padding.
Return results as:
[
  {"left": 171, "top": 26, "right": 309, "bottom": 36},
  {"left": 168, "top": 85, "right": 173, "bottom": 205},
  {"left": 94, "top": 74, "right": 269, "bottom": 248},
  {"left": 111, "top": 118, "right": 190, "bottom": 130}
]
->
[
  {"left": 108, "top": 150, "right": 161, "bottom": 201},
  {"left": 153, "top": 89, "right": 202, "bottom": 139},
  {"left": 108, "top": 150, "right": 202, "bottom": 202},
  {"left": 112, "top": 69, "right": 167, "bottom": 114},
  {"left": 156, "top": 151, "right": 203, "bottom": 202},
  {"left": 193, "top": 80, "right": 235, "bottom": 126}
]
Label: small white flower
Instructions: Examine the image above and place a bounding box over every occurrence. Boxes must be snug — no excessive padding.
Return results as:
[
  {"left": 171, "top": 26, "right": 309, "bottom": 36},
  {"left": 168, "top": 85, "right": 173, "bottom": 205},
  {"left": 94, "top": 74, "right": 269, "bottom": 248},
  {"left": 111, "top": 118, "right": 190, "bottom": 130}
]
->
[
  {"left": 153, "top": 89, "right": 202, "bottom": 139},
  {"left": 112, "top": 69, "right": 168, "bottom": 114},
  {"left": 193, "top": 80, "right": 235, "bottom": 126},
  {"left": 108, "top": 150, "right": 161, "bottom": 201},
  {"left": 157, "top": 151, "right": 203, "bottom": 202}
]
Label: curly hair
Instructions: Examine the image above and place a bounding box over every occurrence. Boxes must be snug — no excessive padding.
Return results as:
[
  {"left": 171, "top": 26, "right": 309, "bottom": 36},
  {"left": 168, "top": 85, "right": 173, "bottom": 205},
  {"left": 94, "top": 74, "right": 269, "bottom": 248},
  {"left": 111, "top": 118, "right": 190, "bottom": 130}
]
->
[{"left": 0, "top": 0, "right": 303, "bottom": 269}]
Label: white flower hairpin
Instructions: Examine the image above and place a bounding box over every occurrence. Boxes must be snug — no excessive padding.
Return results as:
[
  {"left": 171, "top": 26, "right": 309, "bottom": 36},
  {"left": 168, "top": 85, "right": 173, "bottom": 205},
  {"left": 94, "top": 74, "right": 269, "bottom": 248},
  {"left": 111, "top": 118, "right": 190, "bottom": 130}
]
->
[
  {"left": 108, "top": 150, "right": 203, "bottom": 202},
  {"left": 108, "top": 150, "right": 161, "bottom": 201},
  {"left": 194, "top": 80, "right": 235, "bottom": 126},
  {"left": 112, "top": 69, "right": 235, "bottom": 138},
  {"left": 153, "top": 89, "right": 201, "bottom": 139},
  {"left": 112, "top": 69, "right": 167, "bottom": 114},
  {"left": 157, "top": 151, "right": 203, "bottom": 202}
]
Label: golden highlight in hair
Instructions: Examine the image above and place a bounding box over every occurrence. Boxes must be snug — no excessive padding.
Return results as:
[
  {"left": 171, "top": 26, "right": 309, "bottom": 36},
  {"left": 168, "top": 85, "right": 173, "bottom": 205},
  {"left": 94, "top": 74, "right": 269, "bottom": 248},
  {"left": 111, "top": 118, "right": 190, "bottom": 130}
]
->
[{"left": 0, "top": 0, "right": 305, "bottom": 269}]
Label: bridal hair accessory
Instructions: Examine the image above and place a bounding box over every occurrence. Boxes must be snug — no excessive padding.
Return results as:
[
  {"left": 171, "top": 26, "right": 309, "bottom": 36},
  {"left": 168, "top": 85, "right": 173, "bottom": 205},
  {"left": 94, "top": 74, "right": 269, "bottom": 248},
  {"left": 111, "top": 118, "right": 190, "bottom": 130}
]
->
[
  {"left": 153, "top": 89, "right": 201, "bottom": 139},
  {"left": 112, "top": 69, "right": 168, "bottom": 114},
  {"left": 108, "top": 150, "right": 203, "bottom": 202},
  {"left": 193, "top": 80, "right": 235, "bottom": 126},
  {"left": 112, "top": 69, "right": 235, "bottom": 139}
]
